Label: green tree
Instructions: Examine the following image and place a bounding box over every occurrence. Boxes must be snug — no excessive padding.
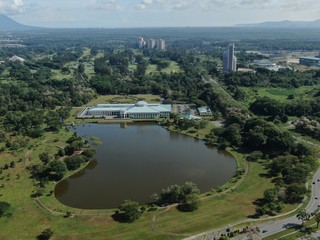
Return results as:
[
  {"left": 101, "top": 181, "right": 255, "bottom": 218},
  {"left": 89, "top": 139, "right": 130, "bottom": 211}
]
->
[
  {"left": 247, "top": 151, "right": 263, "bottom": 162},
  {"left": 37, "top": 228, "right": 53, "bottom": 240},
  {"left": 180, "top": 182, "right": 200, "bottom": 196},
  {"left": 65, "top": 156, "right": 87, "bottom": 171},
  {"left": 297, "top": 210, "right": 309, "bottom": 226},
  {"left": 160, "top": 184, "right": 181, "bottom": 204},
  {"left": 9, "top": 161, "right": 15, "bottom": 168},
  {"left": 48, "top": 160, "right": 67, "bottom": 180},
  {"left": 263, "top": 188, "right": 278, "bottom": 203},
  {"left": 178, "top": 194, "right": 199, "bottom": 212},
  {"left": 82, "top": 148, "right": 96, "bottom": 158},
  {"left": 223, "top": 124, "right": 242, "bottom": 146},
  {"left": 315, "top": 212, "right": 320, "bottom": 228},
  {"left": 39, "top": 152, "right": 50, "bottom": 164},
  {"left": 0, "top": 201, "right": 13, "bottom": 217},
  {"left": 285, "top": 184, "right": 307, "bottom": 204},
  {"left": 136, "top": 60, "right": 148, "bottom": 76},
  {"left": 114, "top": 200, "right": 142, "bottom": 223}
]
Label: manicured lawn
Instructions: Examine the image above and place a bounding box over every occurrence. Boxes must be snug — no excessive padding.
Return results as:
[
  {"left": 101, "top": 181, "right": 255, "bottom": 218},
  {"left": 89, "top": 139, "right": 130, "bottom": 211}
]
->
[
  {"left": 161, "top": 61, "right": 182, "bottom": 74},
  {"left": 0, "top": 128, "right": 302, "bottom": 240},
  {"left": 84, "top": 94, "right": 161, "bottom": 107},
  {"left": 51, "top": 69, "right": 73, "bottom": 80},
  {"left": 165, "top": 122, "right": 215, "bottom": 141},
  {"left": 146, "top": 61, "right": 182, "bottom": 75},
  {"left": 153, "top": 161, "right": 274, "bottom": 235},
  {"left": 146, "top": 64, "right": 158, "bottom": 75}
]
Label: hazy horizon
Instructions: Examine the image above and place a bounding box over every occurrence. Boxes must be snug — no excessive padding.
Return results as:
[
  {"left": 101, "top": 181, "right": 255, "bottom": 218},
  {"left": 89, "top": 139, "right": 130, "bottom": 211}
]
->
[{"left": 0, "top": 0, "right": 319, "bottom": 28}]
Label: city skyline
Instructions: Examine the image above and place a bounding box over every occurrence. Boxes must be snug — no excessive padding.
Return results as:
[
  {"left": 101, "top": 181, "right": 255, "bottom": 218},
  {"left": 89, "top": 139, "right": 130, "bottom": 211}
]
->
[{"left": 0, "top": 0, "right": 320, "bottom": 28}]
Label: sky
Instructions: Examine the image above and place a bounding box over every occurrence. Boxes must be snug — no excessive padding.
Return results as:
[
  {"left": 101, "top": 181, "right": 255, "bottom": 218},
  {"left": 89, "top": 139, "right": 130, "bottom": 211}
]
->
[{"left": 0, "top": 0, "right": 320, "bottom": 28}]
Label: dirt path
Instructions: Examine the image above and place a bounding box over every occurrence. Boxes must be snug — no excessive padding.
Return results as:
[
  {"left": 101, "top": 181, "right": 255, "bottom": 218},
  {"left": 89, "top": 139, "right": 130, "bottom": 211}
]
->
[
  {"left": 24, "top": 149, "right": 32, "bottom": 167},
  {"left": 293, "top": 136, "right": 320, "bottom": 148}
]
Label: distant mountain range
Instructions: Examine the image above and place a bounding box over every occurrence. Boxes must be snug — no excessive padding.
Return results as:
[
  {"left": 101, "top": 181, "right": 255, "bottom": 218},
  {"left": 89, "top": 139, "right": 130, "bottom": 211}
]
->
[
  {"left": 0, "top": 14, "right": 41, "bottom": 31},
  {"left": 236, "top": 20, "right": 320, "bottom": 28},
  {"left": 1, "top": 14, "right": 320, "bottom": 31}
]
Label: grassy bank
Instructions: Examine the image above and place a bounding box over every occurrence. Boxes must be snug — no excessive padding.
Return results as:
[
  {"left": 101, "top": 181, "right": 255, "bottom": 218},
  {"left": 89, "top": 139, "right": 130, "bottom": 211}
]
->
[{"left": 0, "top": 107, "right": 302, "bottom": 239}]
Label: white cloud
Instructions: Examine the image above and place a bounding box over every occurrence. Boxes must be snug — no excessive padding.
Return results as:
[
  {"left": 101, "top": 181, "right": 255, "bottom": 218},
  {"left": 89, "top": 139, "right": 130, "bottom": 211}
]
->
[
  {"left": 0, "top": 0, "right": 24, "bottom": 15},
  {"left": 197, "top": 0, "right": 320, "bottom": 11},
  {"left": 135, "top": 0, "right": 166, "bottom": 10},
  {"left": 88, "top": 0, "right": 120, "bottom": 11}
]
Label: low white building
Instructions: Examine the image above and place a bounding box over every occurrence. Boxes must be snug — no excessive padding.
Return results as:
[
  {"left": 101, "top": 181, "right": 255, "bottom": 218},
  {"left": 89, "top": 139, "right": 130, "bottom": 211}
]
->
[
  {"left": 252, "top": 59, "right": 276, "bottom": 67},
  {"left": 198, "top": 107, "right": 212, "bottom": 116},
  {"left": 78, "top": 101, "right": 171, "bottom": 119},
  {"left": 9, "top": 55, "right": 25, "bottom": 63}
]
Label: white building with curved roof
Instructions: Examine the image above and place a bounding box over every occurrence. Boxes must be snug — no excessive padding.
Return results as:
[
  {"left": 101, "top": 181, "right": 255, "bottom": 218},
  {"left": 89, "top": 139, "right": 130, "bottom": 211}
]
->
[{"left": 78, "top": 101, "right": 171, "bottom": 119}]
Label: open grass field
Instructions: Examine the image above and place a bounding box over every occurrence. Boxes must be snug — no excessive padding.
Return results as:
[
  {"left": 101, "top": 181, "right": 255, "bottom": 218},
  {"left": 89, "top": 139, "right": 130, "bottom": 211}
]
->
[
  {"left": 165, "top": 122, "right": 215, "bottom": 141},
  {"left": 84, "top": 94, "right": 162, "bottom": 106},
  {"left": 51, "top": 69, "right": 74, "bottom": 80},
  {"left": 240, "top": 85, "right": 319, "bottom": 106},
  {"left": 0, "top": 126, "right": 303, "bottom": 240},
  {"left": 153, "top": 161, "right": 273, "bottom": 235},
  {"left": 146, "top": 61, "right": 182, "bottom": 75}
]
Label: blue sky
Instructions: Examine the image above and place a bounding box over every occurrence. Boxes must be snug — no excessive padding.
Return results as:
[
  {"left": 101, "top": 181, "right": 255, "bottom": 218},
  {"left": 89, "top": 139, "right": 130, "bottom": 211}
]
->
[{"left": 1, "top": 0, "right": 320, "bottom": 28}]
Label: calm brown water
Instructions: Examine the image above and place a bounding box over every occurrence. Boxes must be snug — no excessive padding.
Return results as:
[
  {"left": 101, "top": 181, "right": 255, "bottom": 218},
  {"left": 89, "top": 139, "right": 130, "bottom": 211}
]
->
[{"left": 55, "top": 123, "right": 236, "bottom": 209}]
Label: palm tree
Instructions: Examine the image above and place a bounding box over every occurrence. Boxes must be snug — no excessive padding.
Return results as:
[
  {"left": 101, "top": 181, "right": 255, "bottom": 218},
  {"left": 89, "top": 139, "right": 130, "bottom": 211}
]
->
[
  {"left": 296, "top": 210, "right": 309, "bottom": 226},
  {"left": 315, "top": 212, "right": 320, "bottom": 228}
]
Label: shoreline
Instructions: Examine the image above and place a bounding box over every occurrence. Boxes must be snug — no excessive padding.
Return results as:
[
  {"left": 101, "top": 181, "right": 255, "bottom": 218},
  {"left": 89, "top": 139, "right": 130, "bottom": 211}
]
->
[{"left": 40, "top": 120, "right": 244, "bottom": 215}]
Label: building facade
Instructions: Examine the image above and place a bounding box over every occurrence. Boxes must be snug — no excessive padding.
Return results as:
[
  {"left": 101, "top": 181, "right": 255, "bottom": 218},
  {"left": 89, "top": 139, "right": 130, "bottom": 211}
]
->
[
  {"left": 78, "top": 101, "right": 171, "bottom": 119},
  {"left": 156, "top": 39, "right": 166, "bottom": 50},
  {"left": 197, "top": 107, "right": 212, "bottom": 116},
  {"left": 138, "top": 37, "right": 145, "bottom": 49},
  {"left": 299, "top": 57, "right": 320, "bottom": 66},
  {"left": 147, "top": 39, "right": 156, "bottom": 49},
  {"left": 138, "top": 37, "right": 166, "bottom": 50},
  {"left": 223, "top": 43, "right": 237, "bottom": 73}
]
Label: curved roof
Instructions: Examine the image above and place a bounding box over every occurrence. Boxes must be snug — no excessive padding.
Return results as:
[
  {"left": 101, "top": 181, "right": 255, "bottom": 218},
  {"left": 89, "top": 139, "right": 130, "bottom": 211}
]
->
[{"left": 135, "top": 101, "right": 148, "bottom": 107}]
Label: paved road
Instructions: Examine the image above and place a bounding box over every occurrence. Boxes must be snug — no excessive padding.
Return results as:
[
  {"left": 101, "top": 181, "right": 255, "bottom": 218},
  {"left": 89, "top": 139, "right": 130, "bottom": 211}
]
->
[
  {"left": 259, "top": 169, "right": 320, "bottom": 238},
  {"left": 184, "top": 169, "right": 320, "bottom": 240}
]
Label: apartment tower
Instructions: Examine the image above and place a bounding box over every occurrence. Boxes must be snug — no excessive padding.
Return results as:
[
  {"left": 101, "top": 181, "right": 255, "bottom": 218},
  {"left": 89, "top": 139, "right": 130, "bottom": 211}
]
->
[{"left": 223, "top": 43, "right": 237, "bottom": 73}]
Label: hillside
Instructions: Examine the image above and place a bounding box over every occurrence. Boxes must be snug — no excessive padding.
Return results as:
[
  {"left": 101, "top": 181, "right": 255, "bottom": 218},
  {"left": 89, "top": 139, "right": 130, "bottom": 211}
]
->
[
  {"left": 236, "top": 19, "right": 320, "bottom": 28},
  {"left": 0, "top": 14, "right": 41, "bottom": 31}
]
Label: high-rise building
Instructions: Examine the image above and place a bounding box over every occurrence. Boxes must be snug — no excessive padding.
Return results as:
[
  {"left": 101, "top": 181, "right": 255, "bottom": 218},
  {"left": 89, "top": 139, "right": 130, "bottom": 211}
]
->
[
  {"left": 147, "top": 39, "right": 156, "bottom": 49},
  {"left": 138, "top": 37, "right": 145, "bottom": 49},
  {"left": 156, "top": 39, "right": 166, "bottom": 50},
  {"left": 223, "top": 43, "right": 237, "bottom": 73}
]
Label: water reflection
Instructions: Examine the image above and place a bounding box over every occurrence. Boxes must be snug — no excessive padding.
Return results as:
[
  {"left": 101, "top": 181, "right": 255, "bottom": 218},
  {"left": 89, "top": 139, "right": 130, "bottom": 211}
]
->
[
  {"left": 55, "top": 123, "right": 236, "bottom": 209},
  {"left": 70, "top": 169, "right": 86, "bottom": 179},
  {"left": 86, "top": 159, "right": 98, "bottom": 170},
  {"left": 55, "top": 180, "right": 69, "bottom": 197}
]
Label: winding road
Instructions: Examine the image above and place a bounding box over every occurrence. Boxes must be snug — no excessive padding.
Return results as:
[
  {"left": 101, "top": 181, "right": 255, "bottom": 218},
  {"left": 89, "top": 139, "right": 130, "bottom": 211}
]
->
[
  {"left": 258, "top": 169, "right": 320, "bottom": 238},
  {"left": 184, "top": 169, "right": 320, "bottom": 240}
]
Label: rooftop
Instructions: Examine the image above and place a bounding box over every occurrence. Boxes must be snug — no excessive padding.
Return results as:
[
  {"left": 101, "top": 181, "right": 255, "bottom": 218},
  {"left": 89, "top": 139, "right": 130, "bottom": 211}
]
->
[
  {"left": 300, "top": 57, "right": 320, "bottom": 61},
  {"left": 253, "top": 59, "right": 276, "bottom": 66},
  {"left": 87, "top": 101, "right": 171, "bottom": 114},
  {"left": 198, "top": 107, "right": 211, "bottom": 113}
]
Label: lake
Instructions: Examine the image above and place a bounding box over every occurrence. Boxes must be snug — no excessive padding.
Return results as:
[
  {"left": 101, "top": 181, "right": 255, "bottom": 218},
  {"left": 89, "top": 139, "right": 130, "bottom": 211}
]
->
[{"left": 55, "top": 123, "right": 236, "bottom": 209}]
